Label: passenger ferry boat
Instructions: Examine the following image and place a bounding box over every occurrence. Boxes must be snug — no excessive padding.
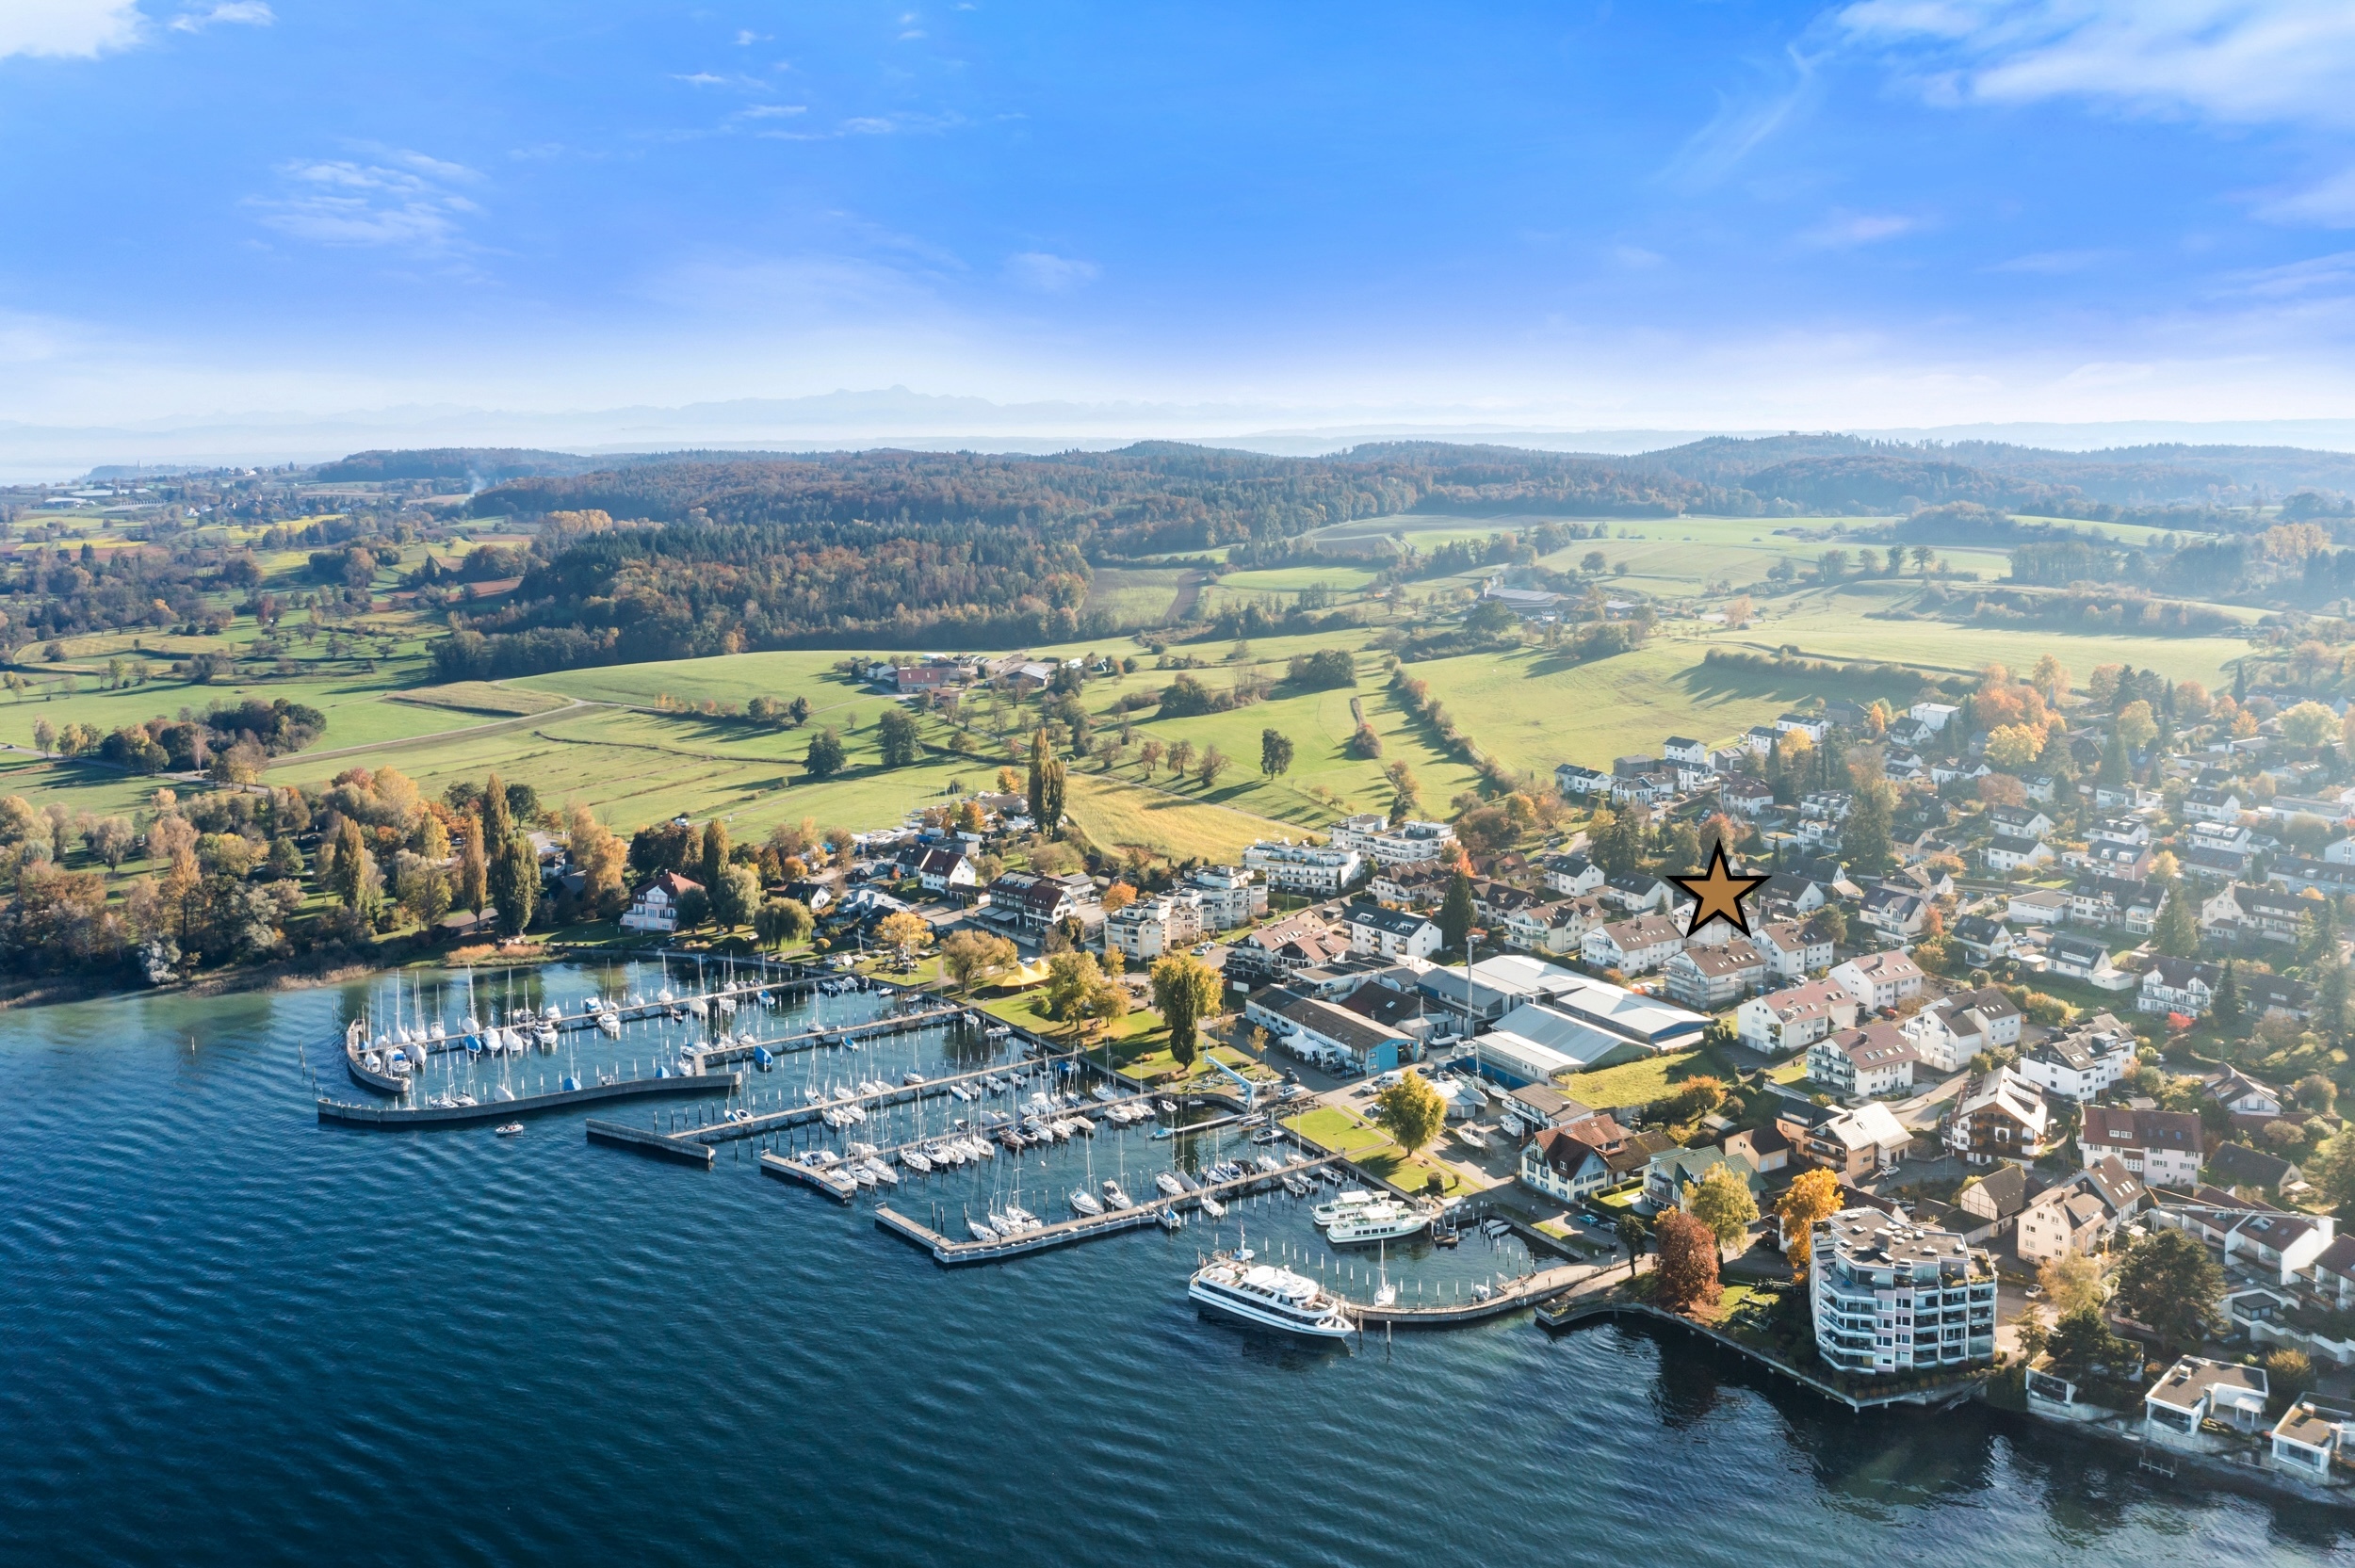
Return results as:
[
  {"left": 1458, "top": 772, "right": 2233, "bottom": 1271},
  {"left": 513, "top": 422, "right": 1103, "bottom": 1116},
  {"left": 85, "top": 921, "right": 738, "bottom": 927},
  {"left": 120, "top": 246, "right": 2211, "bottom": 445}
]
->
[
  {"left": 1188, "top": 1255, "right": 1354, "bottom": 1340},
  {"left": 1324, "top": 1200, "right": 1430, "bottom": 1247}
]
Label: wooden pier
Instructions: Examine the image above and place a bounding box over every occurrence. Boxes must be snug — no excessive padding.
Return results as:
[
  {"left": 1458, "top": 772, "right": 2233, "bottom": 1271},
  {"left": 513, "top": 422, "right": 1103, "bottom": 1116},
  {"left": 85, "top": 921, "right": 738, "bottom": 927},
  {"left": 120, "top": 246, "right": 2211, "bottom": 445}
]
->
[
  {"left": 870, "top": 1151, "right": 1344, "bottom": 1267},
  {"left": 316, "top": 1070, "right": 740, "bottom": 1129},
  {"left": 587, "top": 1118, "right": 718, "bottom": 1167},
  {"left": 687, "top": 1001, "right": 969, "bottom": 1068}
]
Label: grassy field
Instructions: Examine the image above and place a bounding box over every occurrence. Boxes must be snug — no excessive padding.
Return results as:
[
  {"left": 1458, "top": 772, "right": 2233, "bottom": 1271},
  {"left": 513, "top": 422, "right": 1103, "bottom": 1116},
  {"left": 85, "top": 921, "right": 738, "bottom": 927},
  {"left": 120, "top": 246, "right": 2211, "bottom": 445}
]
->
[
  {"left": 388, "top": 681, "right": 571, "bottom": 717},
  {"left": 1283, "top": 1102, "right": 1472, "bottom": 1196},
  {"left": 1559, "top": 1048, "right": 1709, "bottom": 1111},
  {"left": 1751, "top": 593, "right": 2255, "bottom": 687},
  {"left": 1062, "top": 772, "right": 1289, "bottom": 861},
  {"left": 1082, "top": 565, "right": 1192, "bottom": 627}
]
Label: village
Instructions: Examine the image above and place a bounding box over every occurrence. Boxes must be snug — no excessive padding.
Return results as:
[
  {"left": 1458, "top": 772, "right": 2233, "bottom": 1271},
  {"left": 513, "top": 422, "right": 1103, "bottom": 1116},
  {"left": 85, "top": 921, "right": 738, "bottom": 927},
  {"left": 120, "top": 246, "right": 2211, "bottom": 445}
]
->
[{"left": 584, "top": 649, "right": 2355, "bottom": 1501}]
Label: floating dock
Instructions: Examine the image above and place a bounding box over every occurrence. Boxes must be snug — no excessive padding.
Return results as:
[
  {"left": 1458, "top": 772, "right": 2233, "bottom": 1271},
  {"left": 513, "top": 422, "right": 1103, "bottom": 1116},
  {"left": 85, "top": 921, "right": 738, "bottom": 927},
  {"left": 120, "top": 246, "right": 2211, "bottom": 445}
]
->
[
  {"left": 869, "top": 1151, "right": 1345, "bottom": 1266},
  {"left": 317, "top": 1070, "right": 740, "bottom": 1128}
]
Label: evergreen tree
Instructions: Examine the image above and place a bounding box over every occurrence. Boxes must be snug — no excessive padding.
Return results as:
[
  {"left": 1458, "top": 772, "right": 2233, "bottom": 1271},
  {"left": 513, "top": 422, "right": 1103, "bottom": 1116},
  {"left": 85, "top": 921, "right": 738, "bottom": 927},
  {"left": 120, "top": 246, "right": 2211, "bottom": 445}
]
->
[
  {"left": 1440, "top": 869, "right": 1475, "bottom": 953},
  {"left": 2214, "top": 958, "right": 2242, "bottom": 1030},
  {"left": 2098, "top": 726, "right": 2129, "bottom": 789},
  {"left": 2317, "top": 958, "right": 2352, "bottom": 1044},
  {"left": 482, "top": 770, "right": 512, "bottom": 845},
  {"left": 700, "top": 817, "right": 728, "bottom": 892},
  {"left": 329, "top": 816, "right": 370, "bottom": 910},
  {"left": 2153, "top": 881, "right": 2199, "bottom": 957},
  {"left": 457, "top": 816, "right": 488, "bottom": 919},
  {"left": 1843, "top": 779, "right": 1894, "bottom": 877},
  {"left": 490, "top": 832, "right": 535, "bottom": 936},
  {"left": 1026, "top": 727, "right": 1066, "bottom": 832}
]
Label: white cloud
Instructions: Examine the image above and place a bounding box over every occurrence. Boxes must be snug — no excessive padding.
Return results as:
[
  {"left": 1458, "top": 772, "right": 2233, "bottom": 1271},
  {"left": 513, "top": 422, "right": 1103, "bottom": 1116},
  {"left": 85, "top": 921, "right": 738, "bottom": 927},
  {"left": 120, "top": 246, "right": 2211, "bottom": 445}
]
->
[
  {"left": 1990, "top": 247, "right": 2114, "bottom": 272},
  {"left": 1840, "top": 0, "right": 2355, "bottom": 128},
  {"left": 247, "top": 153, "right": 483, "bottom": 248},
  {"left": 739, "top": 104, "right": 806, "bottom": 119},
  {"left": 1005, "top": 251, "right": 1098, "bottom": 291},
  {"left": 170, "top": 2, "right": 273, "bottom": 33},
  {"left": 0, "top": 0, "right": 141, "bottom": 59},
  {"left": 2251, "top": 168, "right": 2355, "bottom": 228}
]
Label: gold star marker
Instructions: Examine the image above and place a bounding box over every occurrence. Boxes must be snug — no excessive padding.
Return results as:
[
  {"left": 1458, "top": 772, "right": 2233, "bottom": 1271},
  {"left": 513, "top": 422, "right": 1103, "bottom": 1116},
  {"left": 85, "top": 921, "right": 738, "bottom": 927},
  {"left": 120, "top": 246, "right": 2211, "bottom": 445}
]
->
[{"left": 1667, "top": 841, "right": 1770, "bottom": 940}]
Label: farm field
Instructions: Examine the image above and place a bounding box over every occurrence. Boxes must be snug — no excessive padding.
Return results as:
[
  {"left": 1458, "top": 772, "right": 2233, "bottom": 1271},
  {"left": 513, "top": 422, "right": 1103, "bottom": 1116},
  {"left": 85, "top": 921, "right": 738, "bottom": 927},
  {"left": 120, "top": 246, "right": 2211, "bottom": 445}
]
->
[
  {"left": 1403, "top": 636, "right": 1925, "bottom": 775},
  {"left": 389, "top": 682, "right": 569, "bottom": 717},
  {"left": 1080, "top": 565, "right": 1191, "bottom": 627},
  {"left": 1754, "top": 597, "right": 2255, "bottom": 688},
  {"left": 1061, "top": 772, "right": 1287, "bottom": 862}
]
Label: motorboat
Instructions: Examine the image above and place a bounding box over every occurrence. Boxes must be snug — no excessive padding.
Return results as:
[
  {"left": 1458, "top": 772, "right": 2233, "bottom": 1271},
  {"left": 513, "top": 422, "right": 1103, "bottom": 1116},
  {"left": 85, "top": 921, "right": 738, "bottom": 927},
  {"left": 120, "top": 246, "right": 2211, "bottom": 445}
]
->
[
  {"left": 1153, "top": 1172, "right": 1185, "bottom": 1199},
  {"left": 901, "top": 1071, "right": 927, "bottom": 1086},
  {"left": 1159, "top": 1208, "right": 1186, "bottom": 1231},
  {"left": 495, "top": 1123, "right": 524, "bottom": 1137},
  {"left": 1102, "top": 1181, "right": 1135, "bottom": 1210},
  {"left": 1188, "top": 1257, "right": 1353, "bottom": 1340},
  {"left": 1069, "top": 1188, "right": 1105, "bottom": 1218}
]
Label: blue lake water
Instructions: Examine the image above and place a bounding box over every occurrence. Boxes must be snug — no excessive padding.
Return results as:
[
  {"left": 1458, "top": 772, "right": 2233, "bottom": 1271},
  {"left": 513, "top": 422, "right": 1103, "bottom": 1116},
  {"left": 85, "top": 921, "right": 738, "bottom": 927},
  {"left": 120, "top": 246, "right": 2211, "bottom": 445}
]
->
[{"left": 2, "top": 964, "right": 2348, "bottom": 1566}]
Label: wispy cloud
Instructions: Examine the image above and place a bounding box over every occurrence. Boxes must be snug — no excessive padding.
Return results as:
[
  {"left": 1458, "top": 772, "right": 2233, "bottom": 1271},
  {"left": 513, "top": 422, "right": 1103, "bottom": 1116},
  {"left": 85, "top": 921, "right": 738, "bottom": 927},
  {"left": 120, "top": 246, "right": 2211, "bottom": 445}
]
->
[
  {"left": 1005, "top": 251, "right": 1098, "bottom": 291},
  {"left": 1840, "top": 0, "right": 2355, "bottom": 129},
  {"left": 2218, "top": 249, "right": 2355, "bottom": 299},
  {"left": 1661, "top": 45, "right": 1821, "bottom": 188},
  {"left": 170, "top": 2, "right": 273, "bottom": 34},
  {"left": 0, "top": 0, "right": 142, "bottom": 59},
  {"left": 739, "top": 104, "right": 807, "bottom": 120},
  {"left": 1801, "top": 210, "right": 1918, "bottom": 247},
  {"left": 1990, "top": 247, "right": 2115, "bottom": 273},
  {"left": 2251, "top": 168, "right": 2355, "bottom": 229},
  {"left": 247, "top": 151, "right": 483, "bottom": 249}
]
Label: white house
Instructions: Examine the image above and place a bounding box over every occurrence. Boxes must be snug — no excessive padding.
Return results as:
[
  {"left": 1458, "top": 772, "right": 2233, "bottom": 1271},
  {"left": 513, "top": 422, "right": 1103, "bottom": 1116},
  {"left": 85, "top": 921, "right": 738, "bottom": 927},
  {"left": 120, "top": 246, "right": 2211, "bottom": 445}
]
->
[
  {"left": 1738, "top": 978, "right": 1860, "bottom": 1056},
  {"left": 1539, "top": 852, "right": 1604, "bottom": 897},
  {"left": 2016, "top": 1017, "right": 2138, "bottom": 1102},
  {"left": 1831, "top": 950, "right": 1925, "bottom": 1012},
  {"left": 1105, "top": 892, "right": 1206, "bottom": 961},
  {"left": 915, "top": 845, "right": 980, "bottom": 895},
  {"left": 1902, "top": 986, "right": 2023, "bottom": 1074},
  {"left": 1754, "top": 919, "right": 1831, "bottom": 979},
  {"left": 1242, "top": 840, "right": 1363, "bottom": 894},
  {"left": 1984, "top": 833, "right": 2055, "bottom": 874},
  {"left": 2138, "top": 957, "right": 2217, "bottom": 1018},
  {"left": 2080, "top": 1106, "right": 2203, "bottom": 1188},
  {"left": 1807, "top": 1021, "right": 1919, "bottom": 1098},
  {"left": 1344, "top": 904, "right": 1443, "bottom": 962},
  {"left": 1582, "top": 915, "right": 1686, "bottom": 976},
  {"left": 621, "top": 870, "right": 701, "bottom": 933},
  {"left": 1326, "top": 815, "right": 1457, "bottom": 867},
  {"left": 2046, "top": 932, "right": 2135, "bottom": 991},
  {"left": 1661, "top": 939, "right": 1767, "bottom": 1010}
]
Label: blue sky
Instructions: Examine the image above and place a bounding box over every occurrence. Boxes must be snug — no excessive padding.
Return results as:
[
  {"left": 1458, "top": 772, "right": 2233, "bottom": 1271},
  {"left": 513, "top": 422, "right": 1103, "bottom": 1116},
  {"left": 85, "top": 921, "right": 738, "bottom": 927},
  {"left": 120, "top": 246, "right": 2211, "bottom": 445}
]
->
[{"left": 5, "top": 1, "right": 2355, "bottom": 436}]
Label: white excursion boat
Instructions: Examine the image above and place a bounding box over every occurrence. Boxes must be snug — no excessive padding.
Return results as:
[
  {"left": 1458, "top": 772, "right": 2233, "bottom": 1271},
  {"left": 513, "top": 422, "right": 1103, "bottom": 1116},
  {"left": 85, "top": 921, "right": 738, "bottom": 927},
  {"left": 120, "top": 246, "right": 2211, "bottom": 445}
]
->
[
  {"left": 1312, "top": 1188, "right": 1377, "bottom": 1227},
  {"left": 1324, "top": 1201, "right": 1430, "bottom": 1247},
  {"left": 1188, "top": 1256, "right": 1354, "bottom": 1340}
]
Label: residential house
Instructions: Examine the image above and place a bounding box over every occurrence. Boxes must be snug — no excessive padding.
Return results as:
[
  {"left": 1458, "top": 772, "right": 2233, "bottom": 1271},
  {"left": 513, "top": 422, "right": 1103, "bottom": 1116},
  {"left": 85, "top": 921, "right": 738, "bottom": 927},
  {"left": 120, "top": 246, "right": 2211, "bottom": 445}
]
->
[
  {"left": 1663, "top": 735, "right": 1710, "bottom": 765},
  {"left": 2145, "top": 1359, "right": 2269, "bottom": 1447},
  {"left": 1990, "top": 805, "right": 2057, "bottom": 840},
  {"left": 1832, "top": 950, "right": 1925, "bottom": 1012},
  {"left": 2015, "top": 1156, "right": 2147, "bottom": 1263},
  {"left": 2139, "top": 957, "right": 2218, "bottom": 1018},
  {"left": 1518, "top": 1114, "right": 1669, "bottom": 1203},
  {"left": 1582, "top": 915, "right": 1687, "bottom": 976},
  {"left": 2017, "top": 1015, "right": 2139, "bottom": 1102},
  {"left": 1105, "top": 893, "right": 1205, "bottom": 962},
  {"left": 1809, "top": 1206, "right": 1996, "bottom": 1377},
  {"left": 1807, "top": 1021, "right": 1919, "bottom": 1098},
  {"left": 1497, "top": 1083, "right": 1594, "bottom": 1139},
  {"left": 1242, "top": 840, "right": 1363, "bottom": 895},
  {"left": 2046, "top": 932, "right": 2135, "bottom": 991},
  {"left": 2182, "top": 787, "right": 2246, "bottom": 823},
  {"left": 1601, "top": 873, "right": 1673, "bottom": 913},
  {"left": 1737, "top": 978, "right": 1860, "bottom": 1056},
  {"left": 1860, "top": 885, "right": 1930, "bottom": 942},
  {"left": 2304, "top": 1236, "right": 2355, "bottom": 1311},
  {"left": 914, "top": 845, "right": 980, "bottom": 896},
  {"left": 2080, "top": 1106, "right": 2204, "bottom": 1189},
  {"left": 1910, "top": 702, "right": 1960, "bottom": 732},
  {"left": 1370, "top": 864, "right": 1452, "bottom": 907},
  {"left": 2207, "top": 1067, "right": 2286, "bottom": 1126},
  {"left": 1661, "top": 939, "right": 1767, "bottom": 1010},
  {"left": 1952, "top": 1164, "right": 2031, "bottom": 1243},
  {"left": 1503, "top": 897, "right": 1601, "bottom": 958},
  {"left": 1950, "top": 913, "right": 2014, "bottom": 965},
  {"left": 1223, "top": 913, "right": 1352, "bottom": 989},
  {"left": 1941, "top": 1066, "right": 2055, "bottom": 1165},
  {"left": 1470, "top": 879, "right": 1545, "bottom": 925},
  {"left": 1345, "top": 904, "right": 1443, "bottom": 962},
  {"left": 2271, "top": 1403, "right": 2353, "bottom": 1482},
  {"left": 2209, "top": 1141, "right": 2305, "bottom": 1199},
  {"left": 982, "top": 869, "right": 1104, "bottom": 941},
  {"left": 1759, "top": 872, "right": 1830, "bottom": 915},
  {"left": 1754, "top": 919, "right": 1831, "bottom": 979},
  {"left": 1720, "top": 1124, "right": 1791, "bottom": 1177},
  {"left": 1984, "top": 833, "right": 2055, "bottom": 874},
  {"left": 1903, "top": 986, "right": 2023, "bottom": 1074},
  {"left": 1777, "top": 712, "right": 1829, "bottom": 742},
  {"left": 620, "top": 870, "right": 701, "bottom": 934},
  {"left": 1720, "top": 776, "right": 1778, "bottom": 817},
  {"left": 1539, "top": 852, "right": 1605, "bottom": 897},
  {"left": 1185, "top": 865, "right": 1266, "bottom": 929},
  {"left": 2006, "top": 886, "right": 2069, "bottom": 928},
  {"left": 1326, "top": 815, "right": 1458, "bottom": 867},
  {"left": 1645, "top": 1144, "right": 1763, "bottom": 1211},
  {"left": 1554, "top": 763, "right": 1613, "bottom": 800},
  {"left": 2201, "top": 882, "right": 2313, "bottom": 946}
]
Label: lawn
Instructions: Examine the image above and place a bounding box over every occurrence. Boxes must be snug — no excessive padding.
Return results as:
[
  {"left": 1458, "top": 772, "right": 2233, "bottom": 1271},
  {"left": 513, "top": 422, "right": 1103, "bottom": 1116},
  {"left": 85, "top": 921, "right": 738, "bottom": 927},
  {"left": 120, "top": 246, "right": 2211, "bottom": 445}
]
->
[
  {"left": 1081, "top": 565, "right": 1194, "bottom": 627},
  {"left": 1062, "top": 772, "right": 1290, "bottom": 861},
  {"left": 389, "top": 681, "right": 571, "bottom": 717},
  {"left": 1558, "top": 1048, "right": 1709, "bottom": 1111},
  {"left": 1283, "top": 1102, "right": 1474, "bottom": 1197},
  {"left": 1751, "top": 591, "right": 2256, "bottom": 689}
]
